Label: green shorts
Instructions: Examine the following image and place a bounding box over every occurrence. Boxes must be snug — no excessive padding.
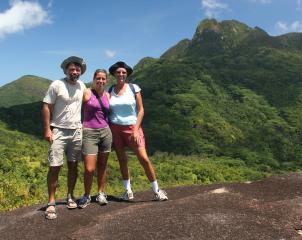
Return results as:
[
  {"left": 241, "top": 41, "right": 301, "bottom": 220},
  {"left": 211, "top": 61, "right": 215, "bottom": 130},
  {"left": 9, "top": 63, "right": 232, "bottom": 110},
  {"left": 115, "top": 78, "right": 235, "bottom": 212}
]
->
[
  {"left": 82, "top": 127, "right": 112, "bottom": 155},
  {"left": 48, "top": 128, "right": 82, "bottom": 167}
]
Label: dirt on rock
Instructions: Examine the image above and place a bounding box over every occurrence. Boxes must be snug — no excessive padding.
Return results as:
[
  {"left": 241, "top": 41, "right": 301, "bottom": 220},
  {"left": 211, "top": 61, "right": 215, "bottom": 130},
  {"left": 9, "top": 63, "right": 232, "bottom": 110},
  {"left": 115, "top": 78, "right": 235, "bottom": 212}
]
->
[{"left": 1, "top": 172, "right": 302, "bottom": 240}]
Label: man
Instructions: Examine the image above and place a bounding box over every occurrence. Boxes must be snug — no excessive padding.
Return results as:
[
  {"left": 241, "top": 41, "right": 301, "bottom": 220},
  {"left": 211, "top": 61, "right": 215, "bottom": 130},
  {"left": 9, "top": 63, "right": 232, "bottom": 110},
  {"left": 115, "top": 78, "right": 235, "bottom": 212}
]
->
[{"left": 42, "top": 56, "right": 86, "bottom": 220}]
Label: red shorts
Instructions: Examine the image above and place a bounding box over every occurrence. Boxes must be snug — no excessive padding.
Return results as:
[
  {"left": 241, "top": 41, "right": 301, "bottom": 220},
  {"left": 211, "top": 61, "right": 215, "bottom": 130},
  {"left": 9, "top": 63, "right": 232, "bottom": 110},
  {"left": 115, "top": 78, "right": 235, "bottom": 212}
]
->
[{"left": 110, "top": 124, "right": 145, "bottom": 150}]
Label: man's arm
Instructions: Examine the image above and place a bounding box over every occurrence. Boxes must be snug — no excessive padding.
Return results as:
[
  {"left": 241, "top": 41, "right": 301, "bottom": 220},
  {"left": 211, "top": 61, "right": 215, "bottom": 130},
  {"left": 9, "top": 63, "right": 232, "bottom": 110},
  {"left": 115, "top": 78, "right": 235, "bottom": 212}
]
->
[{"left": 42, "top": 102, "right": 53, "bottom": 143}]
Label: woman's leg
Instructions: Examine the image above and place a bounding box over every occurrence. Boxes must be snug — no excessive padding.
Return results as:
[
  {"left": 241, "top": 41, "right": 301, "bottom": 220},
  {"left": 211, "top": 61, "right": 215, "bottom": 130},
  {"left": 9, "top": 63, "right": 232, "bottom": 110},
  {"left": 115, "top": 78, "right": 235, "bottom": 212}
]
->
[
  {"left": 133, "top": 147, "right": 156, "bottom": 182},
  {"left": 111, "top": 125, "right": 130, "bottom": 181},
  {"left": 133, "top": 146, "right": 168, "bottom": 200},
  {"left": 115, "top": 147, "right": 130, "bottom": 180},
  {"left": 111, "top": 124, "right": 133, "bottom": 199},
  {"left": 115, "top": 147, "right": 134, "bottom": 200},
  {"left": 83, "top": 154, "right": 97, "bottom": 196},
  {"left": 97, "top": 152, "right": 109, "bottom": 192}
]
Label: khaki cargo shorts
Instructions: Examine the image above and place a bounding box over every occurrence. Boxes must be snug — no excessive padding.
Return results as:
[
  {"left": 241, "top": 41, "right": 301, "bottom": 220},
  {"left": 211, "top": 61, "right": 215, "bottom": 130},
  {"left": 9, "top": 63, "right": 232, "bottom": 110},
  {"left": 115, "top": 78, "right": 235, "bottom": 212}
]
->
[
  {"left": 48, "top": 128, "right": 82, "bottom": 167},
  {"left": 82, "top": 127, "right": 112, "bottom": 155}
]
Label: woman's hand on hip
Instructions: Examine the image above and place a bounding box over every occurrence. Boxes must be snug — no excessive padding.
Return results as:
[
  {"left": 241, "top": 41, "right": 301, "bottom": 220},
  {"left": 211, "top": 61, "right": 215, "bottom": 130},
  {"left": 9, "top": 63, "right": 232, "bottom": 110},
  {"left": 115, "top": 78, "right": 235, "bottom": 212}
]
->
[{"left": 132, "top": 129, "right": 140, "bottom": 144}]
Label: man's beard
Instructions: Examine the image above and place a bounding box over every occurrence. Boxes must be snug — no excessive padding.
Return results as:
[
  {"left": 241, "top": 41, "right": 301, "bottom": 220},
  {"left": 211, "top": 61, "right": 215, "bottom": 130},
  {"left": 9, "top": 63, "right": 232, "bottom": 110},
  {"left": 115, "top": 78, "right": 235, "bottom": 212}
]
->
[{"left": 67, "top": 74, "right": 80, "bottom": 82}]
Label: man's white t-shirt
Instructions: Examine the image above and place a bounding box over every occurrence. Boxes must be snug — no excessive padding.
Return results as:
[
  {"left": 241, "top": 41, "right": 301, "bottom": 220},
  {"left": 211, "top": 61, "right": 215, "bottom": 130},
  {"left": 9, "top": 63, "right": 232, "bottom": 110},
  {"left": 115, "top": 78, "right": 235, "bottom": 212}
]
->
[{"left": 43, "top": 79, "right": 86, "bottom": 129}]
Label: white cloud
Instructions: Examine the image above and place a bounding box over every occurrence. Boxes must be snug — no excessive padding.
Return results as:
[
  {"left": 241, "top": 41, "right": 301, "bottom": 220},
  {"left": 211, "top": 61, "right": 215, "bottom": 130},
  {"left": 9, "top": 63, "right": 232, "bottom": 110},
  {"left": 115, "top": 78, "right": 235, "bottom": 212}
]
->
[
  {"left": 250, "top": 0, "right": 272, "bottom": 4},
  {"left": 47, "top": 0, "right": 54, "bottom": 8},
  {"left": 291, "top": 21, "right": 302, "bottom": 31},
  {"left": 275, "top": 20, "right": 302, "bottom": 34},
  {"left": 0, "top": 0, "right": 51, "bottom": 39},
  {"left": 201, "top": 0, "right": 228, "bottom": 18},
  {"left": 275, "top": 21, "right": 288, "bottom": 32},
  {"left": 105, "top": 50, "right": 117, "bottom": 58}
]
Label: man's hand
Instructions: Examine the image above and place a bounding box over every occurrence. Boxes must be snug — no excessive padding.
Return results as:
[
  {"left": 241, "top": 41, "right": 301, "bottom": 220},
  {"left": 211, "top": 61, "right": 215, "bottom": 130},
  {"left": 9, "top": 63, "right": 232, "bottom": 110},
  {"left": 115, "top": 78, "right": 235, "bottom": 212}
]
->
[{"left": 44, "top": 128, "right": 53, "bottom": 144}]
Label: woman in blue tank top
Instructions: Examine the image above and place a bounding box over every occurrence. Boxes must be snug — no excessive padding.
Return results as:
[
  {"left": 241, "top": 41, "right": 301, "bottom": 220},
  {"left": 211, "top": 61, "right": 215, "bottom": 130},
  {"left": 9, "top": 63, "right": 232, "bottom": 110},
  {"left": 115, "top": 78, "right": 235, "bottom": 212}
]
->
[{"left": 108, "top": 61, "right": 168, "bottom": 201}]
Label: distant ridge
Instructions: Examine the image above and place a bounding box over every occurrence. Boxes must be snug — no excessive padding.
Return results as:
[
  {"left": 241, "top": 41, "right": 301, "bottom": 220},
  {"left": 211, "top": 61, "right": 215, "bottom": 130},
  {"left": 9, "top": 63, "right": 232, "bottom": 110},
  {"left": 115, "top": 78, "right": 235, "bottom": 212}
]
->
[
  {"left": 161, "top": 19, "right": 302, "bottom": 59},
  {"left": 0, "top": 75, "right": 51, "bottom": 107}
]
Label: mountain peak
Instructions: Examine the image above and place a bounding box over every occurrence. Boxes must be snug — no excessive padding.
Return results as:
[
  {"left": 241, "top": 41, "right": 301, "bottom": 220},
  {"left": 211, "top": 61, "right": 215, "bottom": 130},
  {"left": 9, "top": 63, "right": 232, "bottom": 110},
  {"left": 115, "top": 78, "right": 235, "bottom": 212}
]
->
[
  {"left": 195, "top": 19, "right": 251, "bottom": 35},
  {"left": 194, "top": 18, "right": 220, "bottom": 35},
  {"left": 192, "top": 19, "right": 252, "bottom": 47},
  {"left": 181, "top": 19, "right": 252, "bottom": 58},
  {"left": 160, "top": 19, "right": 278, "bottom": 60}
]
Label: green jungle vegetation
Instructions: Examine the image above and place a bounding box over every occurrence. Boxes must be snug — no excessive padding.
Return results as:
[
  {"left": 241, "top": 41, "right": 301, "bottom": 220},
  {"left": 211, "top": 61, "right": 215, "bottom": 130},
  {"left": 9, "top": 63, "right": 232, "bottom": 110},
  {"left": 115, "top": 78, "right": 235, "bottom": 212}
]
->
[
  {"left": 0, "top": 75, "right": 51, "bottom": 107},
  {"left": 0, "top": 118, "right": 266, "bottom": 211},
  {"left": 1, "top": 19, "right": 302, "bottom": 211}
]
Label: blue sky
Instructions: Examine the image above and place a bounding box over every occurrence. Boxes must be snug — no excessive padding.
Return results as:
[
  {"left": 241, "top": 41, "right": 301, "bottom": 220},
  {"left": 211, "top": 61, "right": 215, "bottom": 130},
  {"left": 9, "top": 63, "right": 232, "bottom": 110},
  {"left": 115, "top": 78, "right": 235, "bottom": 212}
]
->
[{"left": 0, "top": 0, "right": 301, "bottom": 86}]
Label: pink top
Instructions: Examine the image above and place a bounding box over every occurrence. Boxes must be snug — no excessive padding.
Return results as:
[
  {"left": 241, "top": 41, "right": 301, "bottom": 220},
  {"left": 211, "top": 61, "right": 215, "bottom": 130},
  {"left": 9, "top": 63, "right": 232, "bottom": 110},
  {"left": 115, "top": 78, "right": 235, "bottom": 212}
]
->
[{"left": 83, "top": 90, "right": 109, "bottom": 129}]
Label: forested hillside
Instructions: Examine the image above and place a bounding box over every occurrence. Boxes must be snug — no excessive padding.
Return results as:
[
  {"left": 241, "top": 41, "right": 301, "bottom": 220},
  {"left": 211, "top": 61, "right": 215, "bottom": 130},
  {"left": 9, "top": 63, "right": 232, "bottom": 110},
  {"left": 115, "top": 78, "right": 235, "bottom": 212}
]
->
[
  {"left": 0, "top": 75, "right": 51, "bottom": 107},
  {"left": 132, "top": 19, "right": 302, "bottom": 170}
]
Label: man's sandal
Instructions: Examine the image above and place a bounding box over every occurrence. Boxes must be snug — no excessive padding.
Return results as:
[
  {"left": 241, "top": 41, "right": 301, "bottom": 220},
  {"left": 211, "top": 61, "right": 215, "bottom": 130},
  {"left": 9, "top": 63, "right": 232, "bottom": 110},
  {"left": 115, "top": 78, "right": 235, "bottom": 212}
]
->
[
  {"left": 45, "top": 203, "right": 57, "bottom": 220},
  {"left": 66, "top": 198, "right": 77, "bottom": 209}
]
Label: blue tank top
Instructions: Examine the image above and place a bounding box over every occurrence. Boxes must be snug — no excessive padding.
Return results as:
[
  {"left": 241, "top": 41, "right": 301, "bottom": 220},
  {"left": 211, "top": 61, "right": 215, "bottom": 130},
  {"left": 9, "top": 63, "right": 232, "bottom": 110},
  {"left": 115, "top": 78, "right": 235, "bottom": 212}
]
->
[{"left": 109, "top": 84, "right": 141, "bottom": 125}]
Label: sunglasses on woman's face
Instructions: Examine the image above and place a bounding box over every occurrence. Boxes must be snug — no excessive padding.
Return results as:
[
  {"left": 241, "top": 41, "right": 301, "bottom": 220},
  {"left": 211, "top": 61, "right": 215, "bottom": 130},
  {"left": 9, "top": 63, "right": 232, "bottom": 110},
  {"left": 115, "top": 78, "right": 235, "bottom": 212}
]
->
[{"left": 116, "top": 71, "right": 127, "bottom": 74}]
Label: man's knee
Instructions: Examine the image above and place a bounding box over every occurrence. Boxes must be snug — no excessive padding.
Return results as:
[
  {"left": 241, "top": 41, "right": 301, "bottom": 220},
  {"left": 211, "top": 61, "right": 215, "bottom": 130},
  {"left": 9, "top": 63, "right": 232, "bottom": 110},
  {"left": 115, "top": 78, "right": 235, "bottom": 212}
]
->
[
  {"left": 47, "top": 166, "right": 61, "bottom": 184},
  {"left": 48, "top": 166, "right": 61, "bottom": 174}
]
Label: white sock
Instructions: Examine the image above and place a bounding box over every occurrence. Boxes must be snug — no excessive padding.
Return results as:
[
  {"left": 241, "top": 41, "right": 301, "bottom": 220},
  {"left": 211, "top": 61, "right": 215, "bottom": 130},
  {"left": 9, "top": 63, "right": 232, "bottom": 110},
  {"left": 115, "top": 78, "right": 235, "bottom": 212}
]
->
[
  {"left": 123, "top": 179, "right": 132, "bottom": 191},
  {"left": 151, "top": 180, "right": 159, "bottom": 193}
]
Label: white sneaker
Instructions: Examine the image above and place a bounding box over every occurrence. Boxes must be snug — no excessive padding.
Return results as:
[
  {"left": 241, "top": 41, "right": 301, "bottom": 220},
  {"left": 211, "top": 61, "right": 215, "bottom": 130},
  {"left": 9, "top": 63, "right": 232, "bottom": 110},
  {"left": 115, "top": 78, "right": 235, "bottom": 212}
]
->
[
  {"left": 120, "top": 190, "right": 134, "bottom": 201},
  {"left": 96, "top": 192, "right": 108, "bottom": 205},
  {"left": 154, "top": 189, "right": 168, "bottom": 201}
]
